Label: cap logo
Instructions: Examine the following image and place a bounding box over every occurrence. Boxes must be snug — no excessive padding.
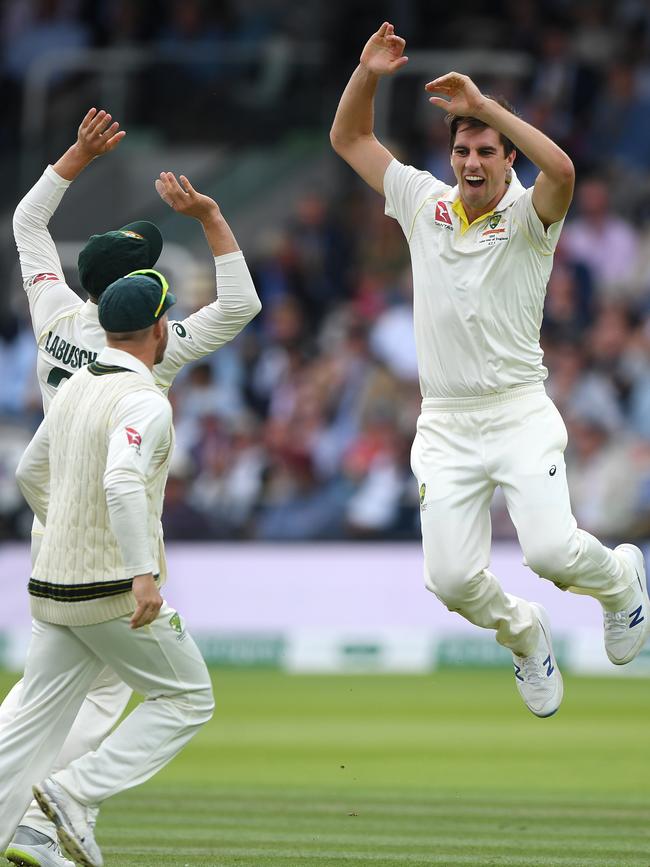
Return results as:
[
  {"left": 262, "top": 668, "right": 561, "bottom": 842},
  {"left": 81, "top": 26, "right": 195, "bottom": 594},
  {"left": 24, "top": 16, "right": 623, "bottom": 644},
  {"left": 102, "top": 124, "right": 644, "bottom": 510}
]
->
[{"left": 119, "top": 230, "right": 144, "bottom": 240}]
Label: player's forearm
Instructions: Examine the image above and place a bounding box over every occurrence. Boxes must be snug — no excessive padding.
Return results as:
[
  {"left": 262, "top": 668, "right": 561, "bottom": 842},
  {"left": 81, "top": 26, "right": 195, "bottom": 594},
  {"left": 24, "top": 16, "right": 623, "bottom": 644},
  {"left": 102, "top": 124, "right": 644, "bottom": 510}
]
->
[
  {"left": 104, "top": 477, "right": 155, "bottom": 578},
  {"left": 158, "top": 253, "right": 261, "bottom": 379},
  {"left": 213, "top": 251, "right": 261, "bottom": 321},
  {"left": 330, "top": 64, "right": 381, "bottom": 149},
  {"left": 478, "top": 99, "right": 574, "bottom": 185},
  {"left": 52, "top": 142, "right": 96, "bottom": 182},
  {"left": 13, "top": 167, "right": 70, "bottom": 279},
  {"left": 200, "top": 210, "right": 240, "bottom": 257}
]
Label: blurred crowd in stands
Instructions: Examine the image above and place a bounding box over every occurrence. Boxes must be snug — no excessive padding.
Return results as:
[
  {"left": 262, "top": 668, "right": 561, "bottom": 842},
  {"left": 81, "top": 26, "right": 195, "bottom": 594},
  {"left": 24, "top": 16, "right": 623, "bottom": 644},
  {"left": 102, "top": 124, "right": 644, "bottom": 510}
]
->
[{"left": 3, "top": 0, "right": 650, "bottom": 542}]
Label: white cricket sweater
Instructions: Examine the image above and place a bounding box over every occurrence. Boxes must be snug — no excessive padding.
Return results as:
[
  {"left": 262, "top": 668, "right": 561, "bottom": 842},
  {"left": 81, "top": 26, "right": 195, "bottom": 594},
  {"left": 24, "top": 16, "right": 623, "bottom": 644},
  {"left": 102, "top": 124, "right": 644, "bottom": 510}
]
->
[{"left": 24, "top": 354, "right": 173, "bottom": 625}]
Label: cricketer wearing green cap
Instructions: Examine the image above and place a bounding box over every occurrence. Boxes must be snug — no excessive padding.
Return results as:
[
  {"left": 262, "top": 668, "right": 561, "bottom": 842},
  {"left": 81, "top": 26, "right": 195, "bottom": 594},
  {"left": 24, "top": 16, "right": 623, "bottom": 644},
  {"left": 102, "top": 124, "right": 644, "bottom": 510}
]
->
[
  {"left": 8, "top": 107, "right": 260, "bottom": 867},
  {"left": 78, "top": 222, "right": 164, "bottom": 300}
]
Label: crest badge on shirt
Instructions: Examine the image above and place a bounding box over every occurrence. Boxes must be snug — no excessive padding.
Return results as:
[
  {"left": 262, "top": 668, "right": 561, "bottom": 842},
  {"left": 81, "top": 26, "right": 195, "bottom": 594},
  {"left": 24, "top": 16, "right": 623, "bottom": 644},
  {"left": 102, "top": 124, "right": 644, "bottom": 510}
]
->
[
  {"left": 478, "top": 213, "right": 510, "bottom": 246},
  {"left": 434, "top": 200, "right": 453, "bottom": 230}
]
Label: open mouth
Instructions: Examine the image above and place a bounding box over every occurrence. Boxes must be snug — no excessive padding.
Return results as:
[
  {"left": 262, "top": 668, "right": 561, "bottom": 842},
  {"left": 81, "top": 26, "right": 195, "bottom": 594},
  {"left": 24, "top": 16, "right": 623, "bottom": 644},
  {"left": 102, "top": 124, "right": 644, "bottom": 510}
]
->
[{"left": 465, "top": 176, "right": 485, "bottom": 188}]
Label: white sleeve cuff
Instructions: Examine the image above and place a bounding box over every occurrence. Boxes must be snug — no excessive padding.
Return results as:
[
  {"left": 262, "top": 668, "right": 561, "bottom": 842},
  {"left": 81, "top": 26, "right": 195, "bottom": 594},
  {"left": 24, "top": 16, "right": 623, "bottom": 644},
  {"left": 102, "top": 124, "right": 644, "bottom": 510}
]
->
[
  {"left": 214, "top": 250, "right": 245, "bottom": 266},
  {"left": 44, "top": 165, "right": 73, "bottom": 189}
]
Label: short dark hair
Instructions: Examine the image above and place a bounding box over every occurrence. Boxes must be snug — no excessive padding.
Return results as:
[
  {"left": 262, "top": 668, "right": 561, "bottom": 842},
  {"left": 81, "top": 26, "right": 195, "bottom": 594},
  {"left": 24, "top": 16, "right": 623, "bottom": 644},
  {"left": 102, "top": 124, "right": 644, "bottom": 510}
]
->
[{"left": 447, "top": 96, "right": 518, "bottom": 156}]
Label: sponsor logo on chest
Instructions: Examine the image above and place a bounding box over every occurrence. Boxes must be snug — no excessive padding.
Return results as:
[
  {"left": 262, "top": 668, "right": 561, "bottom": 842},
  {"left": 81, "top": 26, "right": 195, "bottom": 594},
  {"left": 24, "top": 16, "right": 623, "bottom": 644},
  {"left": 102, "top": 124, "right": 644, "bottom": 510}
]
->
[{"left": 433, "top": 200, "right": 453, "bottom": 230}]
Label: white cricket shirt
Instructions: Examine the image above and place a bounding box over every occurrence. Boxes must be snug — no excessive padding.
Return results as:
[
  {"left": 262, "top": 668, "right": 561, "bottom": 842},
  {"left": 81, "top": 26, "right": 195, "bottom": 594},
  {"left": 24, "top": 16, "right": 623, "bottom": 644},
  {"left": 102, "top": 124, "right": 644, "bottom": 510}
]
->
[
  {"left": 13, "top": 165, "right": 262, "bottom": 412},
  {"left": 383, "top": 160, "right": 564, "bottom": 400}
]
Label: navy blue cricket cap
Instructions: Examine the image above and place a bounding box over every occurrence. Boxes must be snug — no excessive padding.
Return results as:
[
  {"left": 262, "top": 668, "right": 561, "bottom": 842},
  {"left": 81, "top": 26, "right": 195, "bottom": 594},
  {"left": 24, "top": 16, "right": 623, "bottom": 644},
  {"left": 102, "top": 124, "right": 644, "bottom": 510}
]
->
[
  {"left": 98, "top": 269, "right": 176, "bottom": 333},
  {"left": 78, "top": 221, "right": 163, "bottom": 299}
]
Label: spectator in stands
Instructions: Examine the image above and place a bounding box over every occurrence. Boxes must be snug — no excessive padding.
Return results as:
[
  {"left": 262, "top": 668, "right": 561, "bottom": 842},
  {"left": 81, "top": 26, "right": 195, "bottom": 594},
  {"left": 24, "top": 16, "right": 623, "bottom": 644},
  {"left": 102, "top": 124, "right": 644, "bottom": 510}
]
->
[{"left": 562, "top": 177, "right": 640, "bottom": 291}]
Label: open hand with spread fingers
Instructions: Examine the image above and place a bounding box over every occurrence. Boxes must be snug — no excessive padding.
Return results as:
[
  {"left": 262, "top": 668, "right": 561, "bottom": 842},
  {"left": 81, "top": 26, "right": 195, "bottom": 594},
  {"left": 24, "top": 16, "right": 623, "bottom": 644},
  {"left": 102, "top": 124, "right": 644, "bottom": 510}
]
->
[
  {"left": 76, "top": 107, "right": 126, "bottom": 160},
  {"left": 360, "top": 21, "right": 408, "bottom": 76},
  {"left": 425, "top": 72, "right": 487, "bottom": 119},
  {"left": 155, "top": 171, "right": 221, "bottom": 222}
]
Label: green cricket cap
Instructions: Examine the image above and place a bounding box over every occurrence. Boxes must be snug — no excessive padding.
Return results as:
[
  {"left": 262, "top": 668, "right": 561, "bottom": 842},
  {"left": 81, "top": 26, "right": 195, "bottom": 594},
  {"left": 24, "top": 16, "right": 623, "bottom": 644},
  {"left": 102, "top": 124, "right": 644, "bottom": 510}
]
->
[
  {"left": 78, "top": 220, "right": 163, "bottom": 299},
  {"left": 98, "top": 270, "right": 176, "bottom": 333}
]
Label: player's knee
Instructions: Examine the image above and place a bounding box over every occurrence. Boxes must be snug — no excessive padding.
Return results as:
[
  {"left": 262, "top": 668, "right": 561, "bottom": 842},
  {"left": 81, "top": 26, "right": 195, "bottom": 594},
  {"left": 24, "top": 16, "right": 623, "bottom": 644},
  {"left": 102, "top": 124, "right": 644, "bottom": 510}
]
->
[
  {"left": 524, "top": 539, "right": 573, "bottom": 582},
  {"left": 189, "top": 684, "right": 215, "bottom": 727},
  {"left": 425, "top": 565, "right": 479, "bottom": 610}
]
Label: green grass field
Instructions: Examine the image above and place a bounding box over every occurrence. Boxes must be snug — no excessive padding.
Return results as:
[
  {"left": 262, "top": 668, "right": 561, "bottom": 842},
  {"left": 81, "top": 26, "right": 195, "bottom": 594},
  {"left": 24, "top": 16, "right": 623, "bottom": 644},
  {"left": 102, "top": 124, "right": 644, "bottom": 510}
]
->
[{"left": 3, "top": 669, "right": 650, "bottom": 866}]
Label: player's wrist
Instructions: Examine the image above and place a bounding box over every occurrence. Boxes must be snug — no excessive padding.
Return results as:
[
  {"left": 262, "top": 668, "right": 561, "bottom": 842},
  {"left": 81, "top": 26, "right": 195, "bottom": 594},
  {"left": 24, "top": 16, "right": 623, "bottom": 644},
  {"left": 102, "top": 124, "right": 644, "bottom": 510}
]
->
[
  {"left": 473, "top": 96, "right": 500, "bottom": 124},
  {"left": 199, "top": 207, "right": 225, "bottom": 228},
  {"left": 358, "top": 61, "right": 383, "bottom": 81}
]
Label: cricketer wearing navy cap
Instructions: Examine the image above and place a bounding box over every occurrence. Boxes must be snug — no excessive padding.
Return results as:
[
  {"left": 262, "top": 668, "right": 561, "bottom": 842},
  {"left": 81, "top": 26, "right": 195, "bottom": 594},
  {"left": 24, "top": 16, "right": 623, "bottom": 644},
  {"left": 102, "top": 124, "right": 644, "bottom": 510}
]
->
[
  {"left": 8, "top": 107, "right": 260, "bottom": 867},
  {"left": 99, "top": 269, "right": 176, "bottom": 333}
]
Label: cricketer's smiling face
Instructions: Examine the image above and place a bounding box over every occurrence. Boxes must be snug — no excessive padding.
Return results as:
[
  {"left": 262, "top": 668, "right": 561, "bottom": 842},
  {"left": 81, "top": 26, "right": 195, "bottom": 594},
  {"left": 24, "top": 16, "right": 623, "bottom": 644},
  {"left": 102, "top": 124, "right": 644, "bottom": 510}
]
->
[{"left": 450, "top": 124, "right": 515, "bottom": 219}]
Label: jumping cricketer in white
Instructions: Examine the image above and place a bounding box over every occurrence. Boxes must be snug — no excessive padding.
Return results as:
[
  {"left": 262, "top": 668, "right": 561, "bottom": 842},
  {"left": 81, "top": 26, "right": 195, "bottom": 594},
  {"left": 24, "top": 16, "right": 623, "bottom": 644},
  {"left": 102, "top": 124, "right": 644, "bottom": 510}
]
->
[
  {"left": 330, "top": 22, "right": 649, "bottom": 717},
  {"left": 2, "top": 108, "right": 260, "bottom": 866},
  {"left": 1, "top": 271, "right": 213, "bottom": 867}
]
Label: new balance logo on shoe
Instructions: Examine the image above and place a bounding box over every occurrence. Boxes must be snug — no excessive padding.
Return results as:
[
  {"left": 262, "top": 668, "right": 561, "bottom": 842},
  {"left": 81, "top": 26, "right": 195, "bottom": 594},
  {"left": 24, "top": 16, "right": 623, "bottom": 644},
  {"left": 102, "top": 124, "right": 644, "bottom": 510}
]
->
[
  {"left": 629, "top": 605, "right": 644, "bottom": 629},
  {"left": 543, "top": 654, "right": 554, "bottom": 677},
  {"left": 512, "top": 603, "right": 563, "bottom": 717},
  {"left": 605, "top": 546, "right": 650, "bottom": 665}
]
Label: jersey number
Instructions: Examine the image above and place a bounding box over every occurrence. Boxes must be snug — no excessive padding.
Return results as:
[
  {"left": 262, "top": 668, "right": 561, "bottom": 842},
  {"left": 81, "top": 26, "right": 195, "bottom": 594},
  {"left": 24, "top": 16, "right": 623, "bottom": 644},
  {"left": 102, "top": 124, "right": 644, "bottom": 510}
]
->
[{"left": 47, "top": 367, "right": 73, "bottom": 389}]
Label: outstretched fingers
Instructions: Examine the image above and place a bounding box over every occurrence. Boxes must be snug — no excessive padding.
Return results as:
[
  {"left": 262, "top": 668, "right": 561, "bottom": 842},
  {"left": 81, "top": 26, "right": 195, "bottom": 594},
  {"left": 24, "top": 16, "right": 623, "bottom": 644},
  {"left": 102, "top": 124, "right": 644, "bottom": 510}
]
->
[
  {"left": 155, "top": 171, "right": 191, "bottom": 208},
  {"left": 179, "top": 174, "right": 196, "bottom": 195},
  {"left": 104, "top": 128, "right": 126, "bottom": 150}
]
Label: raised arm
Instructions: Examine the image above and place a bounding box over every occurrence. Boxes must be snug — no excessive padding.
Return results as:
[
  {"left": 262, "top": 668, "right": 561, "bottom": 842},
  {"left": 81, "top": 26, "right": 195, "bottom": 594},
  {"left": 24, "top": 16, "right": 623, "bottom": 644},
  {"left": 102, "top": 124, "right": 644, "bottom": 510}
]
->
[
  {"left": 426, "top": 73, "right": 575, "bottom": 227},
  {"left": 330, "top": 22, "right": 409, "bottom": 195},
  {"left": 14, "top": 108, "right": 126, "bottom": 336},
  {"left": 152, "top": 172, "right": 261, "bottom": 389}
]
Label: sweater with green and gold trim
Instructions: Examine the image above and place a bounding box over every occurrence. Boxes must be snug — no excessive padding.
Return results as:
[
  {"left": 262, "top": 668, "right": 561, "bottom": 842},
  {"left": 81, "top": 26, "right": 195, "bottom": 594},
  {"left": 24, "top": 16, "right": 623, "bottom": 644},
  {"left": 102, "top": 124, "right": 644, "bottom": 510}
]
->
[{"left": 29, "top": 361, "right": 173, "bottom": 626}]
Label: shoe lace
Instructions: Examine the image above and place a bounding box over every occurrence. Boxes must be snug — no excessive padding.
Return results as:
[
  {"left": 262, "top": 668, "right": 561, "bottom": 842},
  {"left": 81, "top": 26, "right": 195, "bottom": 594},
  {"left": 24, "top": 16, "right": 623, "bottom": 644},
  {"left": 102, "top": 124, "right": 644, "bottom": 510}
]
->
[
  {"left": 520, "top": 655, "right": 545, "bottom": 685},
  {"left": 604, "top": 610, "right": 628, "bottom": 634},
  {"left": 45, "top": 837, "right": 67, "bottom": 858}
]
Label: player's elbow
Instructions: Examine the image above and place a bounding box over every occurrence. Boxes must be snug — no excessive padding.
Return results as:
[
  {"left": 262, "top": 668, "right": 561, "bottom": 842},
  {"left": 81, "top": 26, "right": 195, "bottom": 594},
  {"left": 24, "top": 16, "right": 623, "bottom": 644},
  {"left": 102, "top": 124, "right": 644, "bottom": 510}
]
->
[
  {"left": 330, "top": 126, "right": 358, "bottom": 157},
  {"left": 555, "top": 154, "right": 575, "bottom": 188},
  {"left": 12, "top": 204, "right": 29, "bottom": 242},
  {"left": 247, "top": 294, "right": 262, "bottom": 321}
]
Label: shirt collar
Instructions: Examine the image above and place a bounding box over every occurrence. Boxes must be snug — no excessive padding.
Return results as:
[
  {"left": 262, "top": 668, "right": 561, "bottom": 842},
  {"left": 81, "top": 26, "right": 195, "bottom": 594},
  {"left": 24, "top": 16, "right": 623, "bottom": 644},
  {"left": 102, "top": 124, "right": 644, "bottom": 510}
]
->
[
  {"left": 80, "top": 300, "right": 99, "bottom": 321},
  {"left": 442, "top": 168, "right": 526, "bottom": 225},
  {"left": 96, "top": 346, "right": 156, "bottom": 384}
]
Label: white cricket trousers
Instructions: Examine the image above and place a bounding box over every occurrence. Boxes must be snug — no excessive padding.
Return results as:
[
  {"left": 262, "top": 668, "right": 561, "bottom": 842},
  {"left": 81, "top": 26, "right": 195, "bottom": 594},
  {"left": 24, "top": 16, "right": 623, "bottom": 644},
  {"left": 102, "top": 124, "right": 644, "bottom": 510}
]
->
[
  {"left": 411, "top": 384, "right": 631, "bottom": 657},
  {"left": 0, "top": 602, "right": 214, "bottom": 850},
  {"left": 0, "top": 666, "right": 130, "bottom": 838},
  {"left": 0, "top": 521, "right": 133, "bottom": 839}
]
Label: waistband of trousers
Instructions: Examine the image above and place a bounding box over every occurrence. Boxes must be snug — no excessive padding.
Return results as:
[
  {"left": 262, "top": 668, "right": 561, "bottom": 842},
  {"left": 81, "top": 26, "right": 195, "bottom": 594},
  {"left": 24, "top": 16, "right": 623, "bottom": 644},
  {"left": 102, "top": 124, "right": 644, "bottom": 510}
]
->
[{"left": 421, "top": 382, "right": 545, "bottom": 413}]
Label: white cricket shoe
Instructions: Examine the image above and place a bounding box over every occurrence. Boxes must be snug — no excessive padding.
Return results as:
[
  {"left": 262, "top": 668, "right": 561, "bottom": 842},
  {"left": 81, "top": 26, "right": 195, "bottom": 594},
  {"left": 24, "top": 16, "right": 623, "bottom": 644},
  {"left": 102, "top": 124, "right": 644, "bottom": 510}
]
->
[
  {"left": 604, "top": 544, "right": 650, "bottom": 665},
  {"left": 32, "top": 779, "right": 103, "bottom": 867},
  {"left": 512, "top": 602, "right": 563, "bottom": 718},
  {"left": 5, "top": 825, "right": 74, "bottom": 867}
]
